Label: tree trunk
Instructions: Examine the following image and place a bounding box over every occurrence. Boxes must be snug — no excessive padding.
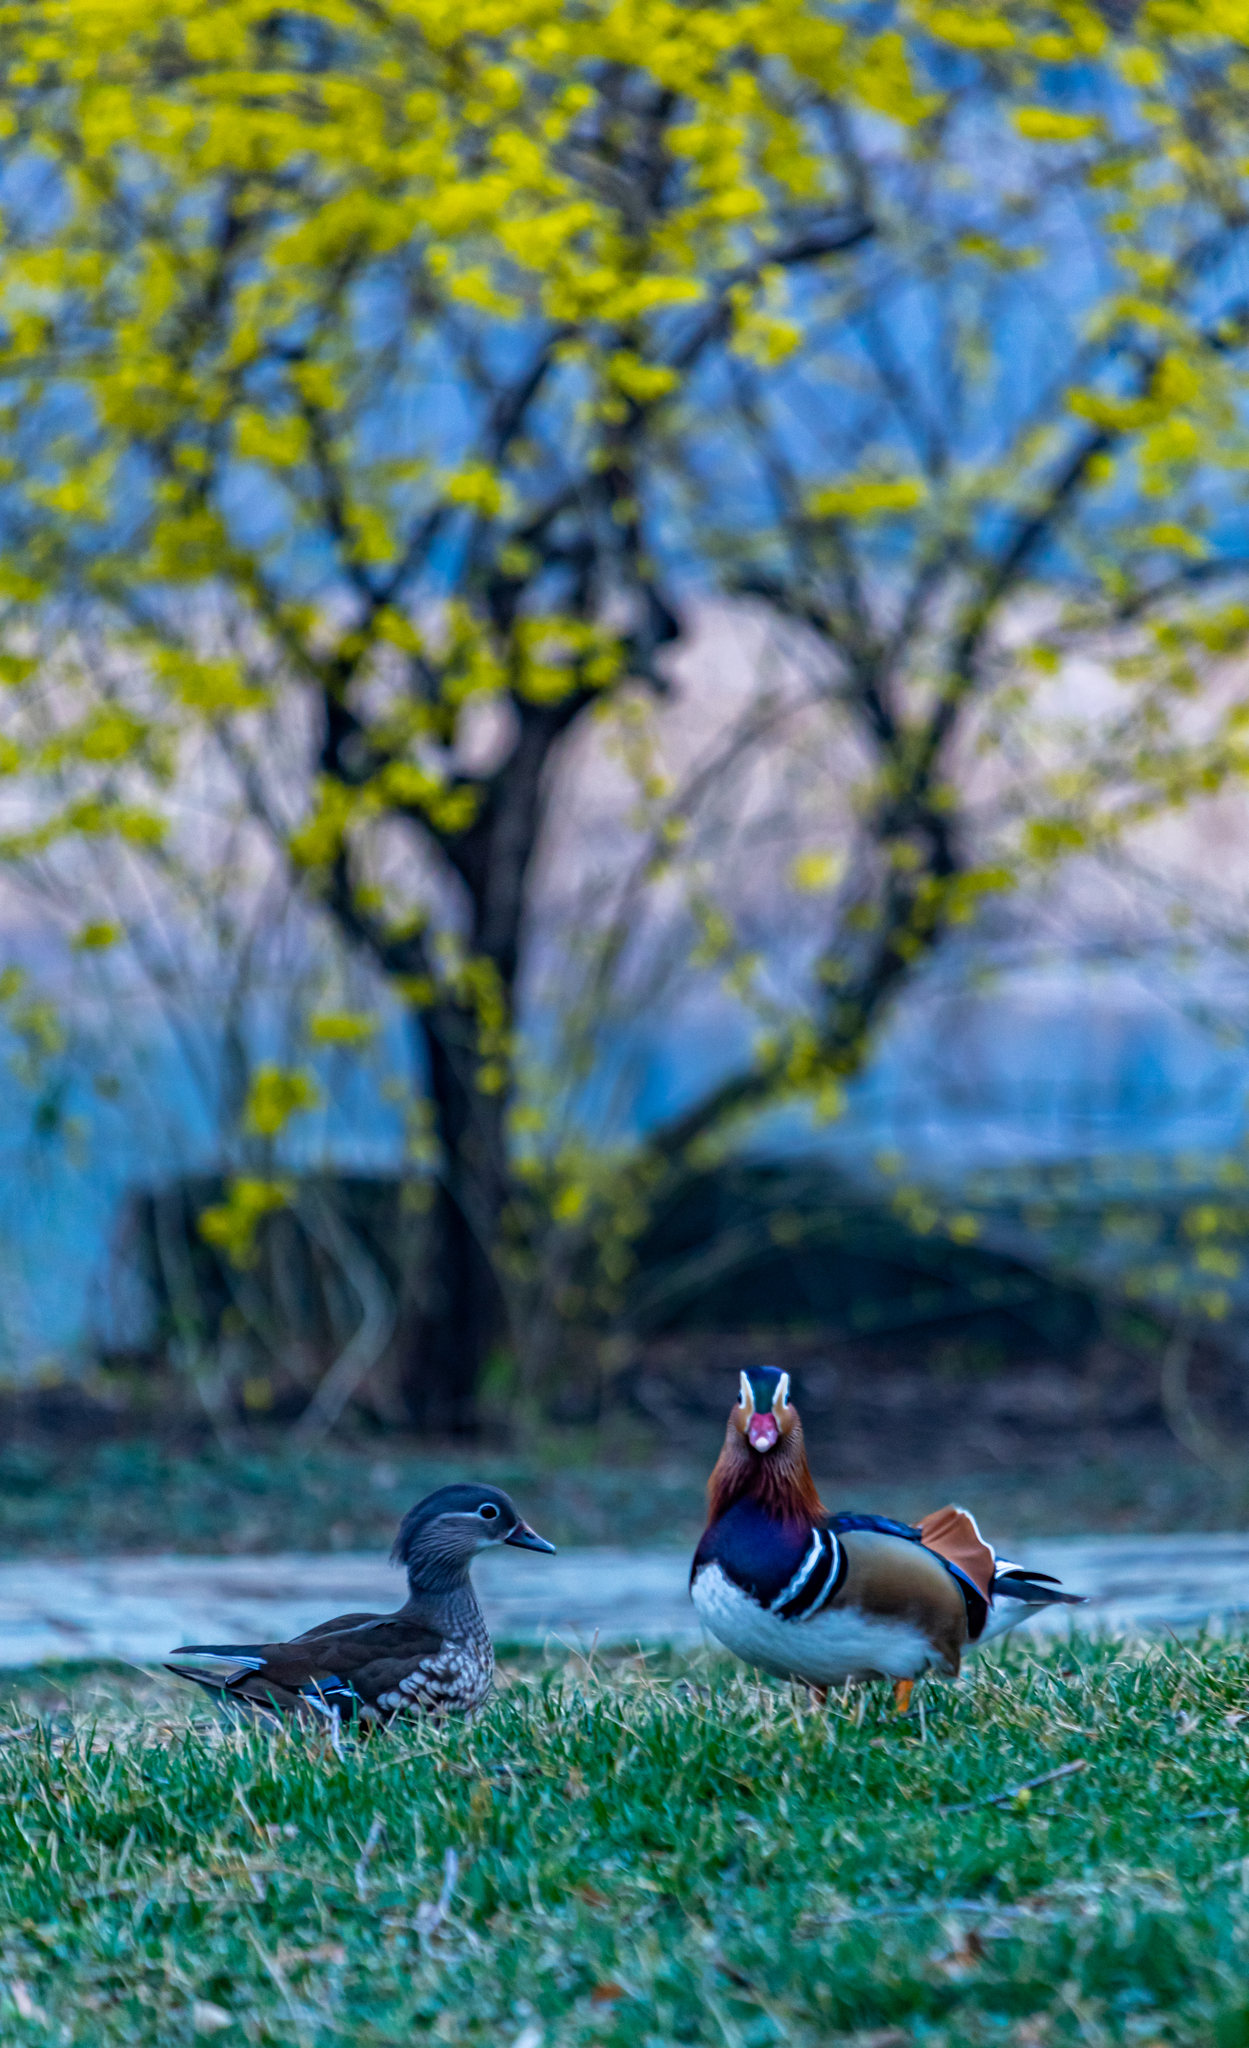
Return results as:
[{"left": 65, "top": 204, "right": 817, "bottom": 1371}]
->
[
  {"left": 390, "top": 702, "right": 584, "bottom": 1429},
  {"left": 396, "top": 1001, "right": 510, "bottom": 1435}
]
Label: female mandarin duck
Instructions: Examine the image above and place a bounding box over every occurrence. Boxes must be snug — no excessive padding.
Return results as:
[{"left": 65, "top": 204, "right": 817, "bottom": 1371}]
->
[
  {"left": 166, "top": 1484, "right": 554, "bottom": 1729},
  {"left": 691, "top": 1369, "right": 1083, "bottom": 1708}
]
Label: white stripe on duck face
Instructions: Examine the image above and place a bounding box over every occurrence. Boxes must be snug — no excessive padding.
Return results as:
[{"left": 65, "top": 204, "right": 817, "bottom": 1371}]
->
[{"left": 693, "top": 1563, "right": 938, "bottom": 1686}]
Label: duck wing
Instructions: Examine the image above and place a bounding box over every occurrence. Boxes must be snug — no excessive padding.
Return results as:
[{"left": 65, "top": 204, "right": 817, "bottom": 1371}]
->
[
  {"left": 918, "top": 1505, "right": 996, "bottom": 1598},
  {"left": 916, "top": 1504, "right": 1085, "bottom": 1639},
  {"left": 167, "top": 1612, "right": 450, "bottom": 1722},
  {"left": 827, "top": 1509, "right": 991, "bottom": 1639}
]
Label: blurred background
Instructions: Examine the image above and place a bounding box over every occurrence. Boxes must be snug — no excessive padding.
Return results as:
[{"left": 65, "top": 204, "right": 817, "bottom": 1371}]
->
[{"left": 2, "top": 0, "right": 1249, "bottom": 1555}]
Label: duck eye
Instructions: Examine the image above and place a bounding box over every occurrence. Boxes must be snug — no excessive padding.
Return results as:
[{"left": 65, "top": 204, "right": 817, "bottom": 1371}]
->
[{"left": 477, "top": 1502, "right": 499, "bottom": 1521}]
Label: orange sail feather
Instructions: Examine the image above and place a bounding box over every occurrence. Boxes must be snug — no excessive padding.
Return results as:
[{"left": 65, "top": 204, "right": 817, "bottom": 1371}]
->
[{"left": 918, "top": 1505, "right": 995, "bottom": 1601}]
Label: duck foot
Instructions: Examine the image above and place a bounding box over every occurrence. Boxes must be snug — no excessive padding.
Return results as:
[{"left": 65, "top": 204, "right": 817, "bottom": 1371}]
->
[
  {"left": 808, "top": 1685, "right": 828, "bottom": 1707},
  {"left": 893, "top": 1679, "right": 914, "bottom": 1714}
]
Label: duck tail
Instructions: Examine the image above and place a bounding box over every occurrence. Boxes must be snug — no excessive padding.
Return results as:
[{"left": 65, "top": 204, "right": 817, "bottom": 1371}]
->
[
  {"left": 164, "top": 1661, "right": 281, "bottom": 1725},
  {"left": 991, "top": 1564, "right": 1086, "bottom": 1607},
  {"left": 164, "top": 1660, "right": 231, "bottom": 1699},
  {"left": 975, "top": 1562, "right": 1086, "bottom": 1644}
]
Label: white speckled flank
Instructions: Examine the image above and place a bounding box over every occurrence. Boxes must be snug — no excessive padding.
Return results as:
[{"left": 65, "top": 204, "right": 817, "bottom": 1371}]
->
[
  {"left": 692, "top": 1563, "right": 938, "bottom": 1685},
  {"left": 375, "top": 1612, "right": 495, "bottom": 1718}
]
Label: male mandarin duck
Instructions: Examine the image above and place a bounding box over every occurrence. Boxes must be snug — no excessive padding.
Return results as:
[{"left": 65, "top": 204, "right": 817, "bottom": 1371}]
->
[
  {"left": 166, "top": 1483, "right": 554, "bottom": 1728},
  {"left": 690, "top": 1369, "right": 1083, "bottom": 1708}
]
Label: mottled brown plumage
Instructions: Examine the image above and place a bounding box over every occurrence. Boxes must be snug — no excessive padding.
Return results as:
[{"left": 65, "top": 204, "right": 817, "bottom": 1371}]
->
[{"left": 166, "top": 1483, "right": 553, "bottom": 1729}]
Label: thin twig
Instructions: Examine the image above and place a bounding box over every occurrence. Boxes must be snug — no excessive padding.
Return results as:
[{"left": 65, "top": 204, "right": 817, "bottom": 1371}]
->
[
  {"left": 414, "top": 1847, "right": 459, "bottom": 1943},
  {"left": 291, "top": 1193, "right": 397, "bottom": 1446},
  {"left": 1160, "top": 1324, "right": 1241, "bottom": 1480},
  {"left": 814, "top": 1896, "right": 1070, "bottom": 1929},
  {"left": 436, "top": 1759, "right": 537, "bottom": 1781},
  {"left": 354, "top": 1814, "right": 386, "bottom": 1899},
  {"left": 941, "top": 1758, "right": 1086, "bottom": 1815}
]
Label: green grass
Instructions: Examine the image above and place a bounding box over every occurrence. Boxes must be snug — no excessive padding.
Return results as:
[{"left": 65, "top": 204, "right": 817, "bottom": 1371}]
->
[
  {"left": 5, "top": 1434, "right": 1249, "bottom": 1558},
  {"left": 5, "top": 1637, "right": 1249, "bottom": 2044}
]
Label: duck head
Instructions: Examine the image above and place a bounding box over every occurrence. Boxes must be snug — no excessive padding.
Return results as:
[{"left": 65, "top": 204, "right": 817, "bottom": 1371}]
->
[
  {"left": 732, "top": 1366, "right": 795, "bottom": 1453},
  {"left": 707, "top": 1368, "right": 824, "bottom": 1524},
  {"left": 391, "top": 1483, "right": 555, "bottom": 1592}
]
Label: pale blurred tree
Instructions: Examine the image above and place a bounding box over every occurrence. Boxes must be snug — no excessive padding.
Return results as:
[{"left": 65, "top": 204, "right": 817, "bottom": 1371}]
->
[{"left": 1, "top": 0, "right": 1249, "bottom": 1426}]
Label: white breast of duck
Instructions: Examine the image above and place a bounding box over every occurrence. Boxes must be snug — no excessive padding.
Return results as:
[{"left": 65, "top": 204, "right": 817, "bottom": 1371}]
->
[
  {"left": 691, "top": 1501, "right": 985, "bottom": 1686},
  {"left": 693, "top": 1557, "right": 940, "bottom": 1684}
]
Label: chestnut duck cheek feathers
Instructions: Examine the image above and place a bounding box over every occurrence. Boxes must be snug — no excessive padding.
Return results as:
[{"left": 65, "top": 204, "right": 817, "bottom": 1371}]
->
[{"left": 691, "top": 1367, "right": 1084, "bottom": 1707}]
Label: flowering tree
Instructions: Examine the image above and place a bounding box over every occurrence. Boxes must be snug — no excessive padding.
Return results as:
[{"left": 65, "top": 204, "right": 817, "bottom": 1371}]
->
[{"left": 2, "top": 0, "right": 1249, "bottom": 1427}]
